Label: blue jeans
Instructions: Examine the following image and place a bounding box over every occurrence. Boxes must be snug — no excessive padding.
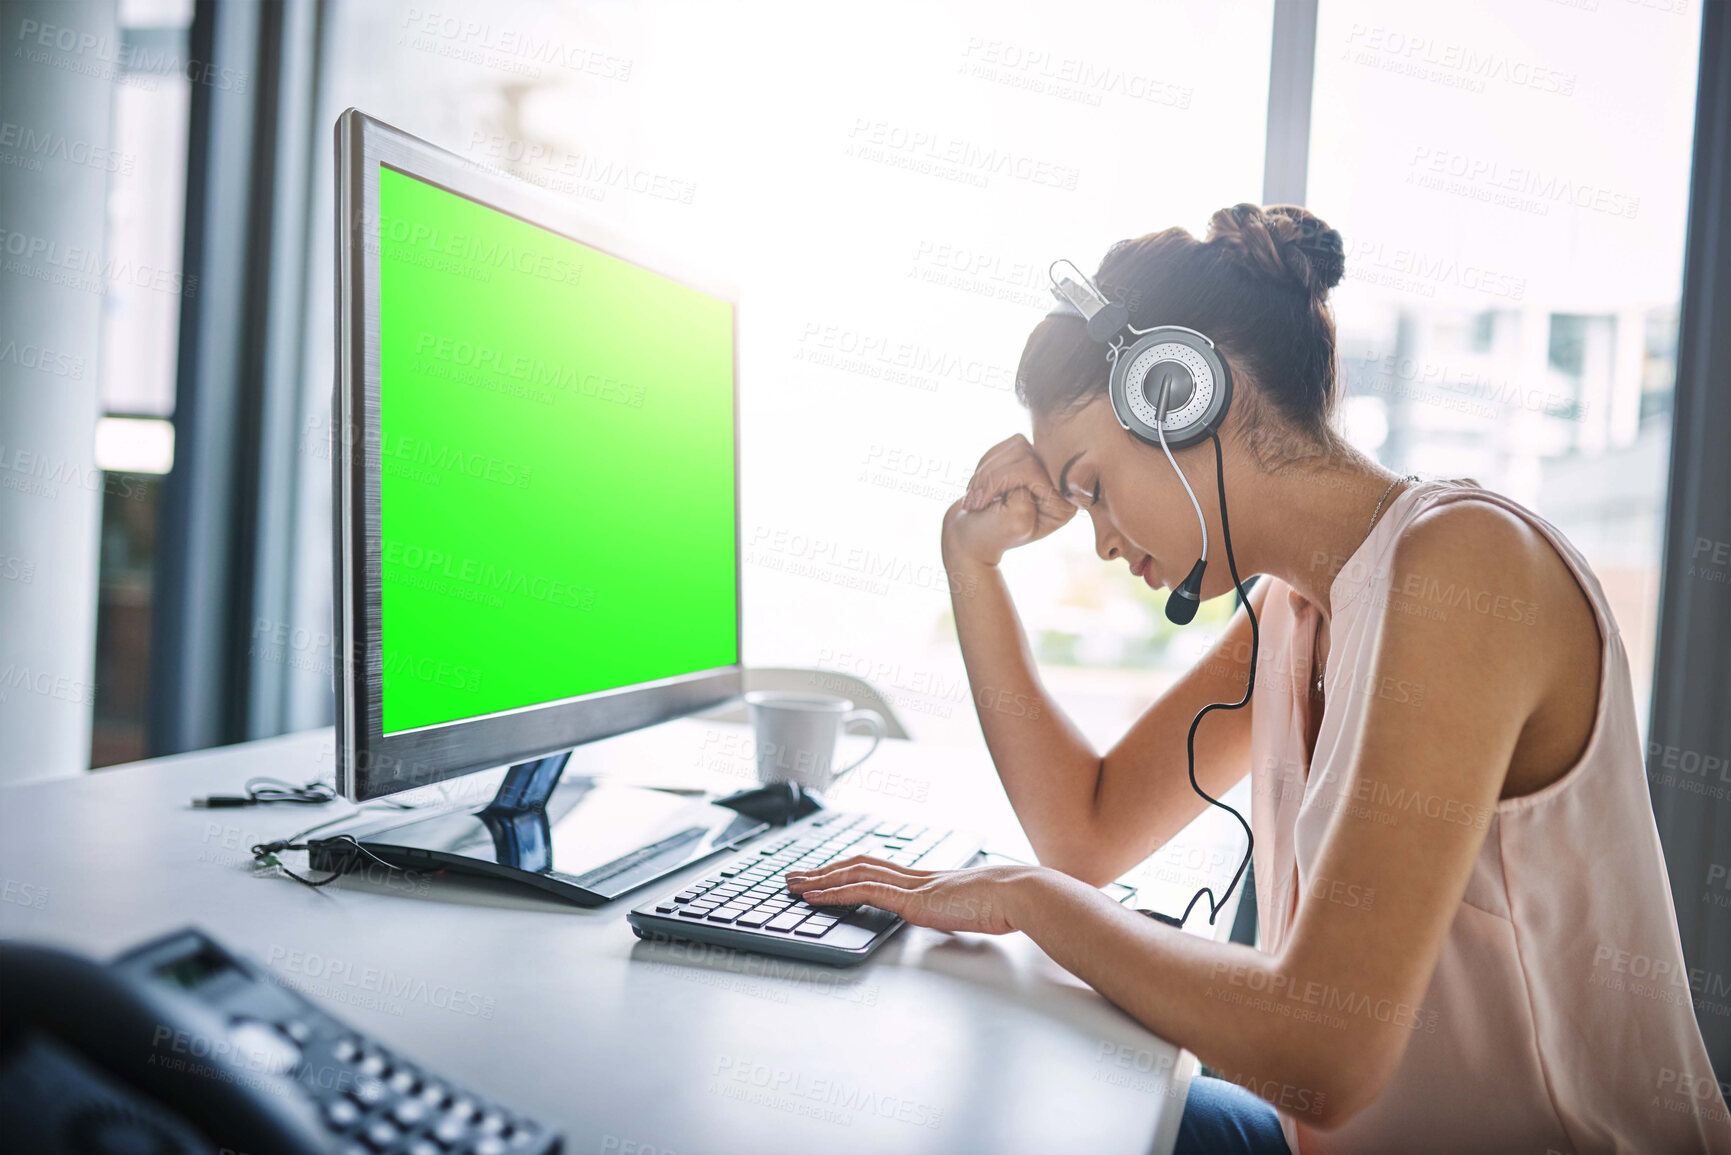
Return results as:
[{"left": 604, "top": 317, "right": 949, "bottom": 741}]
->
[{"left": 1175, "top": 1075, "right": 1292, "bottom": 1154}]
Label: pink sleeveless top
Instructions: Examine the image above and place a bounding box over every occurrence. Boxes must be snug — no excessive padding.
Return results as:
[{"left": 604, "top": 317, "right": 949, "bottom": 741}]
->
[{"left": 1248, "top": 480, "right": 1731, "bottom": 1155}]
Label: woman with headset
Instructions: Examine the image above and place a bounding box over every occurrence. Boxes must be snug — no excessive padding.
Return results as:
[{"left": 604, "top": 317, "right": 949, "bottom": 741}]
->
[{"left": 789, "top": 204, "right": 1730, "bottom": 1153}]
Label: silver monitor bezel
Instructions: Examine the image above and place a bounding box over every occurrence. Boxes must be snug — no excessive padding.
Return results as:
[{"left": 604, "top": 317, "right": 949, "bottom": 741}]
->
[{"left": 333, "top": 109, "right": 743, "bottom": 802}]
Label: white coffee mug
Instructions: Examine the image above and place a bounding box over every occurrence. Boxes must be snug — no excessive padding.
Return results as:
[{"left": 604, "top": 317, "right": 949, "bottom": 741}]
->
[{"left": 744, "top": 691, "right": 885, "bottom": 793}]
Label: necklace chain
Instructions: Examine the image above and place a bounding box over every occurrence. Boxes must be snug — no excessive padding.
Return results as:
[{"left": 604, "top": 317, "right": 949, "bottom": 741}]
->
[
  {"left": 1368, "top": 473, "right": 1418, "bottom": 536},
  {"left": 1313, "top": 473, "right": 1421, "bottom": 695}
]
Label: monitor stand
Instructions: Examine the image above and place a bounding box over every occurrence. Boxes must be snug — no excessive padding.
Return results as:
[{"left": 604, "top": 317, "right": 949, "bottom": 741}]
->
[{"left": 306, "top": 751, "right": 828, "bottom": 906}]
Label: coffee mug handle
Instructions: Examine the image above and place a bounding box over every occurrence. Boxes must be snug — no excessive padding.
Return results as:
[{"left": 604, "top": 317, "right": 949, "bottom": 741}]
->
[{"left": 833, "top": 709, "right": 886, "bottom": 781}]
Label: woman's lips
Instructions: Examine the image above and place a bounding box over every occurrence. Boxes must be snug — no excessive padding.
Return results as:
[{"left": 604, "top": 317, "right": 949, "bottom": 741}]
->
[{"left": 1130, "top": 553, "right": 1161, "bottom": 588}]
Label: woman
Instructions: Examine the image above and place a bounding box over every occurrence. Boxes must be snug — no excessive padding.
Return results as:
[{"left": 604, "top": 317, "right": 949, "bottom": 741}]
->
[{"left": 788, "top": 204, "right": 1731, "bottom": 1153}]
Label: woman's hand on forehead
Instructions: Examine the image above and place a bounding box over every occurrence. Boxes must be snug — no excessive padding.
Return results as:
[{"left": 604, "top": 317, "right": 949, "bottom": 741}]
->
[
  {"left": 944, "top": 434, "right": 1077, "bottom": 566},
  {"left": 963, "top": 434, "right": 1074, "bottom": 515}
]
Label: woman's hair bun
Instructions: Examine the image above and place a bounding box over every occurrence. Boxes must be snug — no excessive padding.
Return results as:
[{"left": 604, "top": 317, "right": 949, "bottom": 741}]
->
[{"left": 1206, "top": 202, "right": 1344, "bottom": 299}]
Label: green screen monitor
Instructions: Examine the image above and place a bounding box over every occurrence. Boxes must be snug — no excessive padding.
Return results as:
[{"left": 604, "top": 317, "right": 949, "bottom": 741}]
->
[{"left": 333, "top": 110, "right": 741, "bottom": 803}]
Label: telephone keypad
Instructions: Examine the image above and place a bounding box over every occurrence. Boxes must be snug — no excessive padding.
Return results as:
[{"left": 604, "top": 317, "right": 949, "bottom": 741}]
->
[
  {"left": 319, "top": 1033, "right": 550, "bottom": 1154},
  {"left": 110, "top": 928, "right": 561, "bottom": 1155}
]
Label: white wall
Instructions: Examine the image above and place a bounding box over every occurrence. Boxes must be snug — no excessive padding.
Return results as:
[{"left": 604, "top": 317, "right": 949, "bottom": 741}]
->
[{"left": 0, "top": 0, "right": 117, "bottom": 780}]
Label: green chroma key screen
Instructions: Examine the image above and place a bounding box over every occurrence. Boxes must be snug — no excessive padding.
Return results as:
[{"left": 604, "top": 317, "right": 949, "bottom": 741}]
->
[{"left": 376, "top": 165, "right": 737, "bottom": 734}]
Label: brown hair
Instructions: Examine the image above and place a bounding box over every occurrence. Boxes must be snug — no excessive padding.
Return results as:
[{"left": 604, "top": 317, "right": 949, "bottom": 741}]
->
[{"left": 1016, "top": 203, "right": 1347, "bottom": 457}]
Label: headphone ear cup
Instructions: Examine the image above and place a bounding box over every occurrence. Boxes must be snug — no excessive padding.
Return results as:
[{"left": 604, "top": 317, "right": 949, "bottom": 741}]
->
[{"left": 1108, "top": 328, "right": 1233, "bottom": 451}]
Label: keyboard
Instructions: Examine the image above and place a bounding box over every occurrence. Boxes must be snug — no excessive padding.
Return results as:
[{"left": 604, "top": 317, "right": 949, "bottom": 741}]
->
[{"left": 626, "top": 810, "right": 982, "bottom": 965}]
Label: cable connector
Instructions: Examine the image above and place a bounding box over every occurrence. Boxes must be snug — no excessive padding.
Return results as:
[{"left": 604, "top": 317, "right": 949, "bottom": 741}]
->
[
  {"left": 192, "top": 795, "right": 255, "bottom": 808},
  {"left": 191, "top": 777, "right": 337, "bottom": 809}
]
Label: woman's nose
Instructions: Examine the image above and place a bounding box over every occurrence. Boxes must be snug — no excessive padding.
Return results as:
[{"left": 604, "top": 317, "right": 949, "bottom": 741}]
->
[{"left": 1092, "top": 518, "right": 1121, "bottom": 561}]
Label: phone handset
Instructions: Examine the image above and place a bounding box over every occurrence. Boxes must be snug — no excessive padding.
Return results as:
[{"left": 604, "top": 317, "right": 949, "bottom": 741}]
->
[{"left": 0, "top": 940, "right": 329, "bottom": 1155}]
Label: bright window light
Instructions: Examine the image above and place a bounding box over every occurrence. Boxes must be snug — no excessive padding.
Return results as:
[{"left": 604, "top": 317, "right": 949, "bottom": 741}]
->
[{"left": 94, "top": 417, "right": 175, "bottom": 474}]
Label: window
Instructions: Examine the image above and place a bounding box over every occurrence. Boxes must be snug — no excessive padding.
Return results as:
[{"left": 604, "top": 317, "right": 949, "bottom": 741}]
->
[
  {"left": 1309, "top": 0, "right": 1701, "bottom": 725},
  {"left": 89, "top": 0, "right": 196, "bottom": 766},
  {"left": 295, "top": 0, "right": 1279, "bottom": 752}
]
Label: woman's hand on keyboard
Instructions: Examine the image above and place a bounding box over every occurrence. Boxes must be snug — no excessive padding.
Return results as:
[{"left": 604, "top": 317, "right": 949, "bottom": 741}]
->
[{"left": 785, "top": 855, "right": 1047, "bottom": 936}]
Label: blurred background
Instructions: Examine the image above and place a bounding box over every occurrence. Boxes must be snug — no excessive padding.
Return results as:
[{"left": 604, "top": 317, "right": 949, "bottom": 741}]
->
[{"left": 1, "top": 0, "right": 1703, "bottom": 770}]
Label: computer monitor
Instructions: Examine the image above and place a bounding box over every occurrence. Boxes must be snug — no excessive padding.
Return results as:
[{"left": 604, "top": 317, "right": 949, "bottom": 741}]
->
[
  {"left": 325, "top": 111, "right": 763, "bottom": 904},
  {"left": 333, "top": 109, "right": 742, "bottom": 803}
]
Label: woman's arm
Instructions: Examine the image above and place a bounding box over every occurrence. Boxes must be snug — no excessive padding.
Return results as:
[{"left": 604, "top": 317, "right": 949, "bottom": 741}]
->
[
  {"left": 943, "top": 433, "right": 1264, "bottom": 885},
  {"left": 798, "top": 503, "right": 1565, "bottom": 1128}
]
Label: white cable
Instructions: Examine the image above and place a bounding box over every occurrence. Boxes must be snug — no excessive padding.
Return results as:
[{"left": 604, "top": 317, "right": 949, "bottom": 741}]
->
[{"left": 1155, "top": 380, "right": 1209, "bottom": 563}]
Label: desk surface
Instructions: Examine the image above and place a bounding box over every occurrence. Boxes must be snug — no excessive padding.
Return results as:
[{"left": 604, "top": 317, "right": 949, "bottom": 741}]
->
[{"left": 0, "top": 721, "right": 1196, "bottom": 1155}]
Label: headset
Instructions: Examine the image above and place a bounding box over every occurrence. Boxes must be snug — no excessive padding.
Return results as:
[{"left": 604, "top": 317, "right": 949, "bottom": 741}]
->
[{"left": 1046, "top": 258, "right": 1258, "bottom": 930}]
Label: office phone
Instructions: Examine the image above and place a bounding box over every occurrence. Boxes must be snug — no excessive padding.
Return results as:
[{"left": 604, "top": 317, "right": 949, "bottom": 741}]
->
[{"left": 0, "top": 926, "right": 560, "bottom": 1154}]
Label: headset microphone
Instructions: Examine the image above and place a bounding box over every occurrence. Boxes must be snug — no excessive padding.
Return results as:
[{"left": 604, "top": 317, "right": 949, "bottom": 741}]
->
[
  {"left": 1153, "top": 375, "right": 1208, "bottom": 625},
  {"left": 1045, "top": 256, "right": 1255, "bottom": 930},
  {"left": 1047, "top": 259, "right": 1228, "bottom": 624}
]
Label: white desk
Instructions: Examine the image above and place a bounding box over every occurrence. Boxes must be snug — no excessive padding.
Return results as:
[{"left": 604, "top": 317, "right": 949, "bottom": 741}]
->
[{"left": 0, "top": 721, "right": 1199, "bottom": 1155}]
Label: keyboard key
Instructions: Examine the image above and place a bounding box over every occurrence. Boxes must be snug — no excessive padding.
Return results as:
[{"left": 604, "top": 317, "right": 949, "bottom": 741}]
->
[
  {"left": 672, "top": 891, "right": 698, "bottom": 902},
  {"left": 719, "top": 866, "right": 742, "bottom": 876},
  {"left": 735, "top": 910, "right": 774, "bottom": 927},
  {"left": 678, "top": 908, "right": 709, "bottom": 918},
  {"left": 765, "top": 912, "right": 806, "bottom": 932},
  {"left": 706, "top": 909, "right": 745, "bottom": 922},
  {"left": 350, "top": 1077, "right": 387, "bottom": 1107},
  {"left": 325, "top": 1098, "right": 362, "bottom": 1128},
  {"left": 362, "top": 1120, "right": 400, "bottom": 1150},
  {"left": 655, "top": 903, "right": 677, "bottom": 914},
  {"left": 391, "top": 1098, "right": 429, "bottom": 1127},
  {"left": 793, "top": 921, "right": 834, "bottom": 937}
]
